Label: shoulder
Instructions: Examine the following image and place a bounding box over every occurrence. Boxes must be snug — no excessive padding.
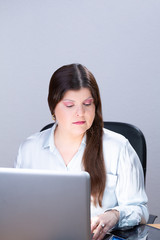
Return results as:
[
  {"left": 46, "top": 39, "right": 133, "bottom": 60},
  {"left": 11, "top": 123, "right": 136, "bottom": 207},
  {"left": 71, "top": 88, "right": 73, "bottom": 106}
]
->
[
  {"left": 102, "top": 128, "right": 129, "bottom": 174},
  {"left": 15, "top": 127, "right": 53, "bottom": 168},
  {"left": 19, "top": 128, "right": 52, "bottom": 152},
  {"left": 102, "top": 128, "right": 141, "bottom": 171},
  {"left": 102, "top": 128, "right": 128, "bottom": 147}
]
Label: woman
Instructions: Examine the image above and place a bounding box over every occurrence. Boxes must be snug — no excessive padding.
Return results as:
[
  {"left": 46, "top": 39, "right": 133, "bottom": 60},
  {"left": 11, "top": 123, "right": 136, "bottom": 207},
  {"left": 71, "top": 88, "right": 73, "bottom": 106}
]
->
[{"left": 15, "top": 63, "right": 149, "bottom": 240}]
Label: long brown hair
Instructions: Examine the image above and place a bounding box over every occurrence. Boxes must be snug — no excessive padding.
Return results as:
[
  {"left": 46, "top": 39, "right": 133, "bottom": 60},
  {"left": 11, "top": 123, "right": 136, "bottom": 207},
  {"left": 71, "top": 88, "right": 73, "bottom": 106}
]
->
[{"left": 48, "top": 64, "right": 106, "bottom": 206}]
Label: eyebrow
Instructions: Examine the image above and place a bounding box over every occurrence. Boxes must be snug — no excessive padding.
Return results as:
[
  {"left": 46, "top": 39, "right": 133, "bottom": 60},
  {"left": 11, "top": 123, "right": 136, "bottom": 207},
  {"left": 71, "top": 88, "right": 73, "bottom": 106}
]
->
[{"left": 62, "top": 97, "right": 93, "bottom": 102}]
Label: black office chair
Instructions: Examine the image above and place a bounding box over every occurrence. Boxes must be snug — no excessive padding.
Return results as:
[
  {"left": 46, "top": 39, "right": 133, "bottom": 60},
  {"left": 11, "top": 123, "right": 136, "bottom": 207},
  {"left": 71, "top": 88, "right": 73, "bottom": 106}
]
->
[{"left": 41, "top": 121, "right": 157, "bottom": 224}]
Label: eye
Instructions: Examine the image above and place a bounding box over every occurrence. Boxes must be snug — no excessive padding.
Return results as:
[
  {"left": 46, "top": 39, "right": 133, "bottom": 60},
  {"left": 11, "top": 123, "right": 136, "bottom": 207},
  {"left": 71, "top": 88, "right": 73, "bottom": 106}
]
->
[
  {"left": 66, "top": 105, "right": 74, "bottom": 108},
  {"left": 83, "top": 99, "right": 94, "bottom": 106},
  {"left": 63, "top": 102, "right": 74, "bottom": 108},
  {"left": 83, "top": 103, "right": 91, "bottom": 106}
]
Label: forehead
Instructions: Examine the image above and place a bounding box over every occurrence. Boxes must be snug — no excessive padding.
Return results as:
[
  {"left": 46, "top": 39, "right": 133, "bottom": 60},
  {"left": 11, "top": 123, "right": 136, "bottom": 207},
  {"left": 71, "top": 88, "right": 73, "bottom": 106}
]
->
[{"left": 62, "top": 88, "right": 92, "bottom": 101}]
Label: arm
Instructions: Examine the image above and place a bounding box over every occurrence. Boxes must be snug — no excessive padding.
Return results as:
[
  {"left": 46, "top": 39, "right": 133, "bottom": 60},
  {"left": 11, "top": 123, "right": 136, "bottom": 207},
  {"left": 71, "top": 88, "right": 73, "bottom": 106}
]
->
[
  {"left": 113, "top": 140, "right": 149, "bottom": 228},
  {"left": 91, "top": 140, "right": 149, "bottom": 240}
]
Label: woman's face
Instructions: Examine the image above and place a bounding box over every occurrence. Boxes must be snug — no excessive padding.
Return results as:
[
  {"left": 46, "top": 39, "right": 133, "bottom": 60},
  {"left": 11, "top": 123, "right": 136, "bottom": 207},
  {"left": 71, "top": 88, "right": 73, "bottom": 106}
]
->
[{"left": 54, "top": 88, "right": 95, "bottom": 137}]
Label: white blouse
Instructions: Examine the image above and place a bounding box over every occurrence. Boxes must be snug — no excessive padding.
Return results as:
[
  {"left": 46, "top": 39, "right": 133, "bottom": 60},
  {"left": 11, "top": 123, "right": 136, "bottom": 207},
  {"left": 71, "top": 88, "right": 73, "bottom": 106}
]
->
[{"left": 14, "top": 123, "right": 149, "bottom": 228}]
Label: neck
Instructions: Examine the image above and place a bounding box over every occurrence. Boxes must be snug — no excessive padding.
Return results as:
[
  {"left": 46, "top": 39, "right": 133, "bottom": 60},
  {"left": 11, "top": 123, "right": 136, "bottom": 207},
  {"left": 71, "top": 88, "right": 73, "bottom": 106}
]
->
[{"left": 54, "top": 125, "right": 84, "bottom": 146}]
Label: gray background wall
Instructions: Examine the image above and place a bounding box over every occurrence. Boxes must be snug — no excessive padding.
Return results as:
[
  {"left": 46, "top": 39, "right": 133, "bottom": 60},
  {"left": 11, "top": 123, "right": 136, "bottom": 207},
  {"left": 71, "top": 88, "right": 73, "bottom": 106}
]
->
[{"left": 0, "top": 0, "right": 160, "bottom": 222}]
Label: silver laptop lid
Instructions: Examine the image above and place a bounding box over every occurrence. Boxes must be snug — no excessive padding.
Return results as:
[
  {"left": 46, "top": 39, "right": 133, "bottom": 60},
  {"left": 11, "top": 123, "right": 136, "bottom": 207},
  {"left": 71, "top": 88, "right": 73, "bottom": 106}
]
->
[{"left": 0, "top": 168, "right": 91, "bottom": 240}]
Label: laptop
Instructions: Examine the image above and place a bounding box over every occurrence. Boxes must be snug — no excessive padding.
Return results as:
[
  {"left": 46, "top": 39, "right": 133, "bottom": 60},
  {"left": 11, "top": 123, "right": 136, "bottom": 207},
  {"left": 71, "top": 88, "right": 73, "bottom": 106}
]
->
[{"left": 0, "top": 168, "right": 91, "bottom": 240}]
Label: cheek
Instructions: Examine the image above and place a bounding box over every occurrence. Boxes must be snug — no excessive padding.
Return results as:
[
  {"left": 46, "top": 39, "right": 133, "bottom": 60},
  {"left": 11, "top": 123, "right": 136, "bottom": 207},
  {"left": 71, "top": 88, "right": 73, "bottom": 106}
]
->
[
  {"left": 87, "top": 108, "right": 95, "bottom": 122},
  {"left": 55, "top": 108, "right": 72, "bottom": 123},
  {"left": 54, "top": 107, "right": 63, "bottom": 121}
]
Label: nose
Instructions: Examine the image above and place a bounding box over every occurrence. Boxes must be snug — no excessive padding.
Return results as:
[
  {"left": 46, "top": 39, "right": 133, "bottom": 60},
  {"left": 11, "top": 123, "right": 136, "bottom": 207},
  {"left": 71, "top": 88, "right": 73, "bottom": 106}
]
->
[{"left": 76, "top": 105, "right": 85, "bottom": 117}]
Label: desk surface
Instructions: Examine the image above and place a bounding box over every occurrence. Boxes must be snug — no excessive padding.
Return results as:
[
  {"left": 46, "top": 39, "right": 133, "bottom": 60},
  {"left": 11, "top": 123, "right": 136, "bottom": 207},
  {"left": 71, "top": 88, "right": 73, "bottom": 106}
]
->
[
  {"left": 110, "top": 224, "right": 160, "bottom": 240},
  {"left": 148, "top": 224, "right": 160, "bottom": 229}
]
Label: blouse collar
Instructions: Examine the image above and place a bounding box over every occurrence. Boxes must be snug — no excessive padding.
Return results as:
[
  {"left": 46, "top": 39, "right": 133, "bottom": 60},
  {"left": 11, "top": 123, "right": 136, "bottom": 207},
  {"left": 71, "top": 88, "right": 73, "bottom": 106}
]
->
[{"left": 43, "top": 122, "right": 86, "bottom": 152}]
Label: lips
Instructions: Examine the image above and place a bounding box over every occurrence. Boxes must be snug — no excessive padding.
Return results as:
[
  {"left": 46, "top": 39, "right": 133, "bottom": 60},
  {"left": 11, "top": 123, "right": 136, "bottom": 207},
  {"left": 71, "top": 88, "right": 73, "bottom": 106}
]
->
[{"left": 72, "top": 121, "right": 86, "bottom": 125}]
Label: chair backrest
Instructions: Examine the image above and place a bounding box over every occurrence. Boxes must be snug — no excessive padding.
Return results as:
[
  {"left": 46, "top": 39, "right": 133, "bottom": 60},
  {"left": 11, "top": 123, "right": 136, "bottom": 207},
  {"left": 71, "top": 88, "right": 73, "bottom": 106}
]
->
[{"left": 41, "top": 121, "right": 147, "bottom": 180}]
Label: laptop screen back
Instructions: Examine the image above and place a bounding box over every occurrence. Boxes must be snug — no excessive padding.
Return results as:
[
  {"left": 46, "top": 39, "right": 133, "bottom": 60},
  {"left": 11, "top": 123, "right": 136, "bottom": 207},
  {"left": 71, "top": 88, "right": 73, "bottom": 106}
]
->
[{"left": 0, "top": 168, "right": 91, "bottom": 240}]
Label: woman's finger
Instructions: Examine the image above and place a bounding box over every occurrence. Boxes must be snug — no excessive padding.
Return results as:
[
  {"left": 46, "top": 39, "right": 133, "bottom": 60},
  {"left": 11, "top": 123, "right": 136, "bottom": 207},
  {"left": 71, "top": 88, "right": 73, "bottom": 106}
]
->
[
  {"left": 92, "top": 223, "right": 102, "bottom": 240},
  {"left": 97, "top": 227, "right": 108, "bottom": 240},
  {"left": 91, "top": 217, "right": 99, "bottom": 232}
]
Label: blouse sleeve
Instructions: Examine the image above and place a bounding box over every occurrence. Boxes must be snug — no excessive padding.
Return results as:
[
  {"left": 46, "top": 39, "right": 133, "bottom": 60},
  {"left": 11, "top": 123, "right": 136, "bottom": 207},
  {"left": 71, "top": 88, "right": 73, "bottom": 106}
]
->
[
  {"left": 112, "top": 140, "right": 149, "bottom": 228},
  {"left": 14, "top": 144, "right": 22, "bottom": 168}
]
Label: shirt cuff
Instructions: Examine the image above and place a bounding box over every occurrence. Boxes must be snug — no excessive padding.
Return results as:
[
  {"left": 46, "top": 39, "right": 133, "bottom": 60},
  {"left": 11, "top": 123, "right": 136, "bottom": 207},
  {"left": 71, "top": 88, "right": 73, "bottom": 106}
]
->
[{"left": 111, "top": 206, "right": 142, "bottom": 229}]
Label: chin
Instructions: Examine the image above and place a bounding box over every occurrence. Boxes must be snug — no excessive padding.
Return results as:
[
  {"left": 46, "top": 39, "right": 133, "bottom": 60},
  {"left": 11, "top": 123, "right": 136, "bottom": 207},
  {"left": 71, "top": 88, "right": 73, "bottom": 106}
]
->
[{"left": 72, "top": 127, "right": 88, "bottom": 136}]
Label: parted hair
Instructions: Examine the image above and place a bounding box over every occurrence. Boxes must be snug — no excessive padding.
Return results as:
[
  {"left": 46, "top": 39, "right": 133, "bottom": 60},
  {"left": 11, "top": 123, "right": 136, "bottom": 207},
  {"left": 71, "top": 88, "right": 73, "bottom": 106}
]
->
[{"left": 48, "top": 63, "right": 106, "bottom": 206}]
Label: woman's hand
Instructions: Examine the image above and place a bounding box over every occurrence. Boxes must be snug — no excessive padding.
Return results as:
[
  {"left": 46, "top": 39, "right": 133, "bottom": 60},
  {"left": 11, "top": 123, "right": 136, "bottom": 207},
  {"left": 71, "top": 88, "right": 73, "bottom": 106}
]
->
[{"left": 91, "top": 210, "right": 119, "bottom": 240}]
